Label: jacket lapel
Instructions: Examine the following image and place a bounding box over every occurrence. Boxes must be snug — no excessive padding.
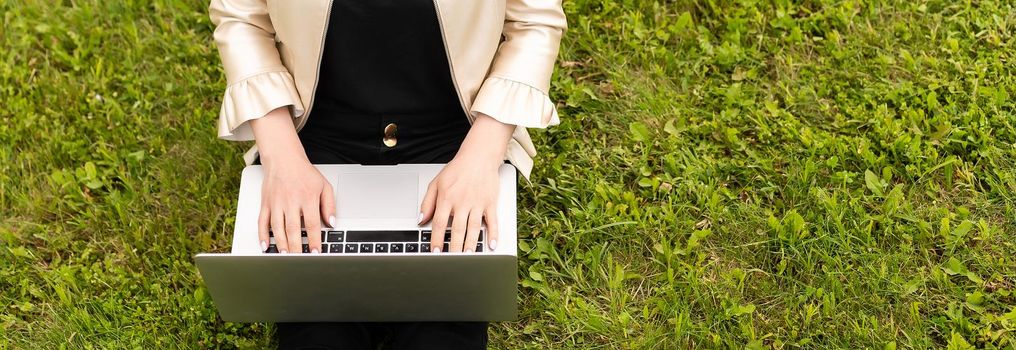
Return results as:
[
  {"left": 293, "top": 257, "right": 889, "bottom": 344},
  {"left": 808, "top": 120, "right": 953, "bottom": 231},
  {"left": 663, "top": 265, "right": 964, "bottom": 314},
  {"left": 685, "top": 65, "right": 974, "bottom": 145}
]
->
[
  {"left": 431, "top": 0, "right": 502, "bottom": 113},
  {"left": 271, "top": 0, "right": 333, "bottom": 116}
]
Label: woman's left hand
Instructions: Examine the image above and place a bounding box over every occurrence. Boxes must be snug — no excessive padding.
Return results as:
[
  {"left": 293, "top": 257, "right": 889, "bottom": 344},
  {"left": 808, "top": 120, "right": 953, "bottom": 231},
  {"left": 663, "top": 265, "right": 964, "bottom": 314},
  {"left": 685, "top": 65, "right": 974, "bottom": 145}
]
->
[{"left": 418, "top": 114, "right": 516, "bottom": 253}]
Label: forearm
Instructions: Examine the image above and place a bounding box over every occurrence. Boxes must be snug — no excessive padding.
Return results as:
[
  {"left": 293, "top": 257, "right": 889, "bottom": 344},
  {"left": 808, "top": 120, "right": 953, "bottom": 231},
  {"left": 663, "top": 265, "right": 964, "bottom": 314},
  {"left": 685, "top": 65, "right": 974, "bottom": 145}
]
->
[
  {"left": 454, "top": 114, "right": 516, "bottom": 169},
  {"left": 250, "top": 107, "right": 308, "bottom": 167}
]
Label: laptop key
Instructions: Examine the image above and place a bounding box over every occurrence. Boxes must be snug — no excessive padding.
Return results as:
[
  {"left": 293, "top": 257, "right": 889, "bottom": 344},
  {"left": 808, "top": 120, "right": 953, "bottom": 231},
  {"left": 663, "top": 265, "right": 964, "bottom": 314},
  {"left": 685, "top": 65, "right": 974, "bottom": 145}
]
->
[
  {"left": 444, "top": 231, "right": 452, "bottom": 242},
  {"left": 476, "top": 243, "right": 483, "bottom": 253},
  {"left": 320, "top": 244, "right": 328, "bottom": 253},
  {"left": 330, "top": 243, "right": 343, "bottom": 253},
  {"left": 327, "top": 231, "right": 344, "bottom": 242},
  {"left": 360, "top": 243, "right": 373, "bottom": 253},
  {"left": 302, "top": 244, "right": 310, "bottom": 253},
  {"left": 391, "top": 243, "right": 403, "bottom": 253},
  {"left": 345, "top": 243, "right": 358, "bottom": 253},
  {"left": 443, "top": 243, "right": 449, "bottom": 253},
  {"left": 420, "top": 244, "right": 430, "bottom": 253},
  {"left": 478, "top": 229, "right": 484, "bottom": 242},
  {"left": 421, "top": 230, "right": 431, "bottom": 242},
  {"left": 301, "top": 230, "right": 307, "bottom": 237},
  {"left": 375, "top": 243, "right": 387, "bottom": 253},
  {"left": 405, "top": 243, "right": 417, "bottom": 253},
  {"left": 266, "top": 244, "right": 278, "bottom": 254},
  {"left": 346, "top": 230, "right": 418, "bottom": 242}
]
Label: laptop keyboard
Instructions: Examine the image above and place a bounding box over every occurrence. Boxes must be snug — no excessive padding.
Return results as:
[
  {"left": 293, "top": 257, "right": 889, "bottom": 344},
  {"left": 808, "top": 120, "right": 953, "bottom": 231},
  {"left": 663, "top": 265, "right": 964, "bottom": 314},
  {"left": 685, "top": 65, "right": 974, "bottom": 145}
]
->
[{"left": 265, "top": 230, "right": 485, "bottom": 254}]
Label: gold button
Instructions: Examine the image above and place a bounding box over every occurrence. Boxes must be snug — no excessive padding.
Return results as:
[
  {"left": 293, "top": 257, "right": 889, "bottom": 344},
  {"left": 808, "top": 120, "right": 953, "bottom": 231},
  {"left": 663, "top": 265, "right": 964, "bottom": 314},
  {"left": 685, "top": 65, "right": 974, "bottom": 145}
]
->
[{"left": 383, "top": 123, "right": 397, "bottom": 147}]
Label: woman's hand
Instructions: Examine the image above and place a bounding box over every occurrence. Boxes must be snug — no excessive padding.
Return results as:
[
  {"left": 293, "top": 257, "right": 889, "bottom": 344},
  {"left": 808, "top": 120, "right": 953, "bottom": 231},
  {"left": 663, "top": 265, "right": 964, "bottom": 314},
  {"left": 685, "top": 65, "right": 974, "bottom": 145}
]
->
[
  {"left": 419, "top": 114, "right": 516, "bottom": 252},
  {"left": 259, "top": 158, "right": 335, "bottom": 254},
  {"left": 251, "top": 107, "right": 336, "bottom": 254}
]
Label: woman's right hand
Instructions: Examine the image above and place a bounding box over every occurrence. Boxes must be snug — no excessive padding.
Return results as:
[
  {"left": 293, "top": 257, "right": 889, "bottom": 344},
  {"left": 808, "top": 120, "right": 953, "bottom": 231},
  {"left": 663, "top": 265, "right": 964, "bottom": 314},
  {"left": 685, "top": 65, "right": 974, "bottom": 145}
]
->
[{"left": 251, "top": 107, "right": 336, "bottom": 254}]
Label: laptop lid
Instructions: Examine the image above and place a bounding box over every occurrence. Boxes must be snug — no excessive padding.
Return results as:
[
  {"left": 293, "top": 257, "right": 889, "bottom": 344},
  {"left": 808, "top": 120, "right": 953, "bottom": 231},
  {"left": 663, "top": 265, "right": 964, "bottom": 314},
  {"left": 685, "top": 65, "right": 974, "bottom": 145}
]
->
[{"left": 194, "top": 253, "right": 518, "bottom": 322}]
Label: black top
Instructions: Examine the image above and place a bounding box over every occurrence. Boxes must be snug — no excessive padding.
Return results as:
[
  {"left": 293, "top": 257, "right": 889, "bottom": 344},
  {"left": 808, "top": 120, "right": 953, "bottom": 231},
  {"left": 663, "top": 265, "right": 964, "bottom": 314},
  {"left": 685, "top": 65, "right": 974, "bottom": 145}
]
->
[
  {"left": 309, "top": 0, "right": 462, "bottom": 114},
  {"left": 296, "top": 0, "right": 469, "bottom": 165}
]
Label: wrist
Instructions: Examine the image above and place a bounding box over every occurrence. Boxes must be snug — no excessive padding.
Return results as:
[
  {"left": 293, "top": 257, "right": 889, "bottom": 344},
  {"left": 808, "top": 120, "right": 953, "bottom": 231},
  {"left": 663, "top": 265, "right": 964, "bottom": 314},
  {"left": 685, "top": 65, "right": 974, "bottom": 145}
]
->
[
  {"left": 250, "top": 107, "right": 310, "bottom": 169},
  {"left": 453, "top": 146, "right": 505, "bottom": 170},
  {"left": 259, "top": 146, "right": 310, "bottom": 169},
  {"left": 455, "top": 114, "right": 515, "bottom": 169}
]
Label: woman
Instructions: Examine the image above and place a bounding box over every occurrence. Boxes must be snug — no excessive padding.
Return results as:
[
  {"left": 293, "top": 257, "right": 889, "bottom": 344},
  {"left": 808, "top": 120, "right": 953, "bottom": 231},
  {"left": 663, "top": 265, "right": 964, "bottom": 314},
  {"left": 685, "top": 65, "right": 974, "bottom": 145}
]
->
[{"left": 208, "top": 0, "right": 565, "bottom": 348}]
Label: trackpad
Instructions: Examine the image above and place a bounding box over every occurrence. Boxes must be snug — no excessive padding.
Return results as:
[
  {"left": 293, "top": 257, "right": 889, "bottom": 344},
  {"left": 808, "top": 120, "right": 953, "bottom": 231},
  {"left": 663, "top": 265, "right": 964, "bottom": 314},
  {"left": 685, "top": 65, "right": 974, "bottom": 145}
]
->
[{"left": 336, "top": 173, "right": 418, "bottom": 219}]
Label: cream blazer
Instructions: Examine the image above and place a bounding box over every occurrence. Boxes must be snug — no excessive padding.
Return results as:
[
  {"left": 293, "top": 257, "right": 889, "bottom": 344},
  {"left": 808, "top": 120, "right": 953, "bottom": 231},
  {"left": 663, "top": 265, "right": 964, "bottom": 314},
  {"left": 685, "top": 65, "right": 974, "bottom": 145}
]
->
[{"left": 209, "top": 0, "right": 566, "bottom": 179}]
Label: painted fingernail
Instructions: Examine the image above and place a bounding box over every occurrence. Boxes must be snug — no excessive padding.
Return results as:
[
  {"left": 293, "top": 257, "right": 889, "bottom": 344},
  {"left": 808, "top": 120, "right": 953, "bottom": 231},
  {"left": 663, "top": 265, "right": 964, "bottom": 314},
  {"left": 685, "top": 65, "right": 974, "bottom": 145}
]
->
[
  {"left": 432, "top": 246, "right": 441, "bottom": 253},
  {"left": 465, "top": 248, "right": 473, "bottom": 253},
  {"left": 260, "top": 240, "right": 268, "bottom": 252},
  {"left": 280, "top": 249, "right": 289, "bottom": 254},
  {"left": 328, "top": 216, "right": 336, "bottom": 228},
  {"left": 489, "top": 239, "right": 497, "bottom": 250},
  {"left": 417, "top": 212, "right": 424, "bottom": 224},
  {"left": 311, "top": 248, "right": 320, "bottom": 254}
]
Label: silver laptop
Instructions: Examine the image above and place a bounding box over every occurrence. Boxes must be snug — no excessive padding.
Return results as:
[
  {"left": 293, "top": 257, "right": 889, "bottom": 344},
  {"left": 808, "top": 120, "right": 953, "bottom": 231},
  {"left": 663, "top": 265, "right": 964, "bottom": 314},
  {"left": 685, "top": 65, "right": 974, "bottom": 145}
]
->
[{"left": 195, "top": 164, "right": 518, "bottom": 322}]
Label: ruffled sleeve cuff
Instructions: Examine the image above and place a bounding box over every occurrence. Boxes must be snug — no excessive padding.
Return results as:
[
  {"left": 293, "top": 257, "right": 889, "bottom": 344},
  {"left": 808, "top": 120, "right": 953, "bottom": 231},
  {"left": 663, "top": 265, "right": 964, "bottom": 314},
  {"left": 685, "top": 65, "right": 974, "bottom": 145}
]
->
[
  {"left": 469, "top": 76, "right": 560, "bottom": 129},
  {"left": 217, "top": 70, "right": 304, "bottom": 141}
]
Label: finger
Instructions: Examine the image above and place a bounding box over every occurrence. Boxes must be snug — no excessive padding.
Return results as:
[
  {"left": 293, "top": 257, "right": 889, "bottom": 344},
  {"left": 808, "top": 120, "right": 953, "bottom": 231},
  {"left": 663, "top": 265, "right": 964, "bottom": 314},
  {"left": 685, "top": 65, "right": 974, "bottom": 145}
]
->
[
  {"left": 463, "top": 208, "right": 483, "bottom": 253},
  {"left": 449, "top": 208, "right": 468, "bottom": 253},
  {"left": 285, "top": 206, "right": 303, "bottom": 254},
  {"left": 418, "top": 181, "right": 438, "bottom": 225},
  {"left": 304, "top": 203, "right": 322, "bottom": 254},
  {"left": 485, "top": 206, "right": 499, "bottom": 251},
  {"left": 321, "top": 182, "right": 336, "bottom": 228},
  {"left": 258, "top": 205, "right": 270, "bottom": 253},
  {"left": 271, "top": 207, "right": 288, "bottom": 253},
  {"left": 430, "top": 202, "right": 451, "bottom": 253}
]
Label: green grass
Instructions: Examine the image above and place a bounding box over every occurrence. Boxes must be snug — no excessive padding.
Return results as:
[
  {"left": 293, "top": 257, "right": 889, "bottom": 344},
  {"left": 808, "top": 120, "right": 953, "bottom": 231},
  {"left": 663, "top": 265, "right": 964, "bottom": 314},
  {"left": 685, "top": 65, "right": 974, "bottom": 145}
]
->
[{"left": 2, "top": 0, "right": 1014, "bottom": 348}]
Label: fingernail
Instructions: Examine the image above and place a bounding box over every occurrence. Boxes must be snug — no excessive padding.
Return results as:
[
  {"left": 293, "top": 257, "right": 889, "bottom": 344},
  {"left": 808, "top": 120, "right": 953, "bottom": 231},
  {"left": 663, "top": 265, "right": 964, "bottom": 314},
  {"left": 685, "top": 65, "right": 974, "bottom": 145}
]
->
[
  {"left": 432, "top": 247, "right": 441, "bottom": 253},
  {"left": 417, "top": 212, "right": 424, "bottom": 224},
  {"left": 328, "top": 216, "right": 336, "bottom": 228},
  {"left": 260, "top": 241, "right": 268, "bottom": 252},
  {"left": 465, "top": 248, "right": 473, "bottom": 253},
  {"left": 280, "top": 249, "right": 288, "bottom": 254},
  {"left": 489, "top": 239, "right": 497, "bottom": 250},
  {"left": 311, "top": 248, "right": 320, "bottom": 254}
]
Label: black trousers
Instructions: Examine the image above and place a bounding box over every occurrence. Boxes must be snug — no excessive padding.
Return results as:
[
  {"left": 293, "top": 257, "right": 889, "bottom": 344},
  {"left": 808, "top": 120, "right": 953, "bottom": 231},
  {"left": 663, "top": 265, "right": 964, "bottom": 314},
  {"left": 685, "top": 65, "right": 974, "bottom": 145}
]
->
[
  {"left": 256, "top": 112, "right": 487, "bottom": 349},
  {"left": 277, "top": 322, "right": 488, "bottom": 350}
]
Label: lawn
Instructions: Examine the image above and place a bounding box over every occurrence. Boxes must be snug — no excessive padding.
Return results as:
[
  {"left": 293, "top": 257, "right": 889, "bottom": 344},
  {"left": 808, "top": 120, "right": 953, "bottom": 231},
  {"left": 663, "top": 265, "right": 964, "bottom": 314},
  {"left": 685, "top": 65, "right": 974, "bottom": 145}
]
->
[{"left": 1, "top": 0, "right": 1015, "bottom": 348}]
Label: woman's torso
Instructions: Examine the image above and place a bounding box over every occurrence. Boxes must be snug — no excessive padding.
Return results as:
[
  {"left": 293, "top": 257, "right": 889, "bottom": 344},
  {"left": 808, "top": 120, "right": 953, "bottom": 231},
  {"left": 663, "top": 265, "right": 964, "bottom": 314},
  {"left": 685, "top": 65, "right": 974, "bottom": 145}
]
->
[{"left": 297, "top": 0, "right": 471, "bottom": 165}]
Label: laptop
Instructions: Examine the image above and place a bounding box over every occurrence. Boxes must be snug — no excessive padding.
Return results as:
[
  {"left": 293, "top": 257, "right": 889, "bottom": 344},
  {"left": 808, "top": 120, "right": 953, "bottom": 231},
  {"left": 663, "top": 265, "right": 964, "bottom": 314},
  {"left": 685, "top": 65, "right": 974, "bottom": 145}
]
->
[{"left": 195, "top": 164, "right": 518, "bottom": 322}]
